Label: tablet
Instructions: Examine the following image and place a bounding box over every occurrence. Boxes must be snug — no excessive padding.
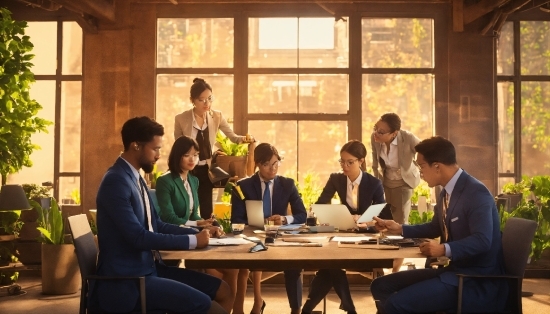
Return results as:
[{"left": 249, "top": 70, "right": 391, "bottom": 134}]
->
[{"left": 356, "top": 203, "right": 388, "bottom": 223}]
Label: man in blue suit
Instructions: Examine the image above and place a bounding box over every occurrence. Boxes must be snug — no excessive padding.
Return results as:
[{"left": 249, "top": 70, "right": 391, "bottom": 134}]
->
[
  {"left": 94, "top": 116, "right": 232, "bottom": 313},
  {"left": 371, "top": 136, "right": 508, "bottom": 313},
  {"left": 231, "top": 143, "right": 307, "bottom": 314}
]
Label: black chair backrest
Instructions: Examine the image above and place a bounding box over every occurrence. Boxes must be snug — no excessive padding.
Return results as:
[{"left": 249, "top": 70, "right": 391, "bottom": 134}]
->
[
  {"left": 68, "top": 214, "right": 99, "bottom": 280},
  {"left": 501, "top": 217, "right": 537, "bottom": 276}
]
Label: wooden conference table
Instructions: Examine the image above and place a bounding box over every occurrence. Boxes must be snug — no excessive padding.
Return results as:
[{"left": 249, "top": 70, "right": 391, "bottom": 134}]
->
[{"left": 160, "top": 227, "right": 425, "bottom": 271}]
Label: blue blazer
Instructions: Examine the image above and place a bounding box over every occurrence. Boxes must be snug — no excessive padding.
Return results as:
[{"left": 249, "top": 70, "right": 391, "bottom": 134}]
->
[
  {"left": 403, "top": 170, "right": 507, "bottom": 312},
  {"left": 316, "top": 172, "right": 385, "bottom": 215},
  {"left": 94, "top": 158, "right": 199, "bottom": 313},
  {"left": 231, "top": 173, "right": 307, "bottom": 224}
]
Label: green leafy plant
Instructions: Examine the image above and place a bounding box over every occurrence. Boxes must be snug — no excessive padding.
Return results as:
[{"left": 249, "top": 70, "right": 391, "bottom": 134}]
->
[
  {"left": 296, "top": 172, "right": 323, "bottom": 210},
  {"left": 408, "top": 210, "right": 434, "bottom": 225},
  {"left": 216, "top": 131, "right": 248, "bottom": 156},
  {"left": 35, "top": 197, "right": 65, "bottom": 245},
  {"left": 88, "top": 218, "right": 97, "bottom": 235},
  {"left": 70, "top": 188, "right": 81, "bottom": 205},
  {"left": 0, "top": 8, "right": 52, "bottom": 185},
  {"left": 0, "top": 211, "right": 22, "bottom": 237},
  {"left": 21, "top": 183, "right": 51, "bottom": 200},
  {"left": 217, "top": 212, "right": 232, "bottom": 234},
  {"left": 499, "top": 175, "right": 550, "bottom": 261},
  {"left": 410, "top": 181, "right": 431, "bottom": 205}
]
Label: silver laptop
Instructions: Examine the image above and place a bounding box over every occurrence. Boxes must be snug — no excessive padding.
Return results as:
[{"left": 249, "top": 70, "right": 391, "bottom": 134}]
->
[
  {"left": 356, "top": 203, "right": 388, "bottom": 223},
  {"left": 311, "top": 204, "right": 357, "bottom": 231},
  {"left": 245, "top": 200, "right": 265, "bottom": 228}
]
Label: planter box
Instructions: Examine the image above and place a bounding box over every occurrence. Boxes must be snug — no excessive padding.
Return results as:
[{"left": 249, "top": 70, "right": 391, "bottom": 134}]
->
[
  {"left": 41, "top": 243, "right": 80, "bottom": 295},
  {"left": 216, "top": 155, "right": 247, "bottom": 178}
]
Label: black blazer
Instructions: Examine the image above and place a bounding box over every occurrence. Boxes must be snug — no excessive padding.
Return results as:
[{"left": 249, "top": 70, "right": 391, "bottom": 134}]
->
[
  {"left": 231, "top": 172, "right": 307, "bottom": 224},
  {"left": 316, "top": 172, "right": 386, "bottom": 216}
]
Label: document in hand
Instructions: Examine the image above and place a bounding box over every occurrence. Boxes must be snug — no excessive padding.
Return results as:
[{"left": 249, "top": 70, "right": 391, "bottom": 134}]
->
[{"left": 356, "top": 203, "right": 388, "bottom": 223}]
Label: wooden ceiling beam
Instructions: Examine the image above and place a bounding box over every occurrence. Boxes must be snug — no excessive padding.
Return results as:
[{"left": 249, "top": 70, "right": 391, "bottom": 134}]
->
[
  {"left": 134, "top": 0, "right": 449, "bottom": 3},
  {"left": 517, "top": 0, "right": 550, "bottom": 12},
  {"left": 53, "top": 0, "right": 115, "bottom": 22},
  {"left": 464, "top": 0, "right": 510, "bottom": 24}
]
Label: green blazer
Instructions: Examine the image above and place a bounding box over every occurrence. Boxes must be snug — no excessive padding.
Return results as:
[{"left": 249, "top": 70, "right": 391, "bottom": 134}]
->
[{"left": 156, "top": 171, "right": 201, "bottom": 225}]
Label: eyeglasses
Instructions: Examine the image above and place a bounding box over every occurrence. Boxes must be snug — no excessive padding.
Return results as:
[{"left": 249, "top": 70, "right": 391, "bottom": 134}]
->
[
  {"left": 338, "top": 159, "right": 359, "bottom": 167},
  {"left": 260, "top": 161, "right": 281, "bottom": 169},
  {"left": 196, "top": 95, "right": 215, "bottom": 104},
  {"left": 413, "top": 160, "right": 429, "bottom": 172},
  {"left": 373, "top": 126, "right": 391, "bottom": 136},
  {"left": 183, "top": 154, "right": 199, "bottom": 161}
]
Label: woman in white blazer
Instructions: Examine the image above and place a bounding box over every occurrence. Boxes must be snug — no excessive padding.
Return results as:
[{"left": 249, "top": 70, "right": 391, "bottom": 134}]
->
[
  {"left": 371, "top": 113, "right": 421, "bottom": 272},
  {"left": 174, "top": 77, "right": 253, "bottom": 220}
]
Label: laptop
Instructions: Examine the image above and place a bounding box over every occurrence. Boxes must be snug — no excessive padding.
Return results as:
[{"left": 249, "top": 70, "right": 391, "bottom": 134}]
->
[
  {"left": 245, "top": 200, "right": 265, "bottom": 228},
  {"left": 356, "top": 203, "right": 388, "bottom": 223},
  {"left": 311, "top": 204, "right": 357, "bottom": 231}
]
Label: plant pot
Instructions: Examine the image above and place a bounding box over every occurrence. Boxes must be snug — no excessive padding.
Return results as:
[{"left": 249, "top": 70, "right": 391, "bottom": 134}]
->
[
  {"left": 41, "top": 243, "right": 80, "bottom": 295},
  {"left": 216, "top": 155, "right": 248, "bottom": 178},
  {"left": 15, "top": 240, "right": 42, "bottom": 265}
]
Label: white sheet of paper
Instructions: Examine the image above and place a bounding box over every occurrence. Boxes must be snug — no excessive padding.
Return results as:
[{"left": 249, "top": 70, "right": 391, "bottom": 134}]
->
[
  {"left": 331, "top": 236, "right": 373, "bottom": 242},
  {"left": 208, "top": 238, "right": 251, "bottom": 246}
]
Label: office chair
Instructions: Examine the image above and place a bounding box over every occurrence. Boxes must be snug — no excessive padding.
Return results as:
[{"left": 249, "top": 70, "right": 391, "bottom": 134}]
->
[
  {"left": 68, "top": 214, "right": 147, "bottom": 314},
  {"left": 456, "top": 217, "right": 537, "bottom": 314}
]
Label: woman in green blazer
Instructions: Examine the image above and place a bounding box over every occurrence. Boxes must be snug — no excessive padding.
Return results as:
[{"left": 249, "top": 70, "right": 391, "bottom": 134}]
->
[{"left": 156, "top": 135, "right": 242, "bottom": 312}]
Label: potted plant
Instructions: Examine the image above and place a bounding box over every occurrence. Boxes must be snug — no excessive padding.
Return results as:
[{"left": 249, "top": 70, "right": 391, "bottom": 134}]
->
[
  {"left": 0, "top": 8, "right": 52, "bottom": 186},
  {"left": 36, "top": 197, "right": 80, "bottom": 295},
  {"left": 14, "top": 183, "right": 51, "bottom": 265},
  {"left": 215, "top": 131, "right": 250, "bottom": 178},
  {"left": 0, "top": 210, "right": 22, "bottom": 286},
  {"left": 410, "top": 181, "right": 431, "bottom": 213}
]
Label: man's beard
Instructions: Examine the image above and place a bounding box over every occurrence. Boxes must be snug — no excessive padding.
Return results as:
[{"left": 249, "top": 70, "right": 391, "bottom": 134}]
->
[{"left": 140, "top": 159, "right": 155, "bottom": 174}]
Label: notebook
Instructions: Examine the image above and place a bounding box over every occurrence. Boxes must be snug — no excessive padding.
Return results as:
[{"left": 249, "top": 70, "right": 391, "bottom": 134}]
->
[
  {"left": 245, "top": 200, "right": 265, "bottom": 228},
  {"left": 356, "top": 203, "right": 388, "bottom": 223},
  {"left": 311, "top": 204, "right": 357, "bottom": 231}
]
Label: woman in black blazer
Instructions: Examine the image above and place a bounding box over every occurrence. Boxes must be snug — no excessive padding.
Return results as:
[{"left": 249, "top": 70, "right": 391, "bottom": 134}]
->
[{"left": 302, "top": 140, "right": 385, "bottom": 314}]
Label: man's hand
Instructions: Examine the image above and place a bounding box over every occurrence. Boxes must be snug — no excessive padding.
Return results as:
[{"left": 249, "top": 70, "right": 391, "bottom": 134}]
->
[
  {"left": 372, "top": 216, "right": 403, "bottom": 235},
  {"left": 419, "top": 241, "right": 445, "bottom": 257},
  {"left": 196, "top": 229, "right": 210, "bottom": 249},
  {"left": 268, "top": 215, "right": 284, "bottom": 225},
  {"left": 207, "top": 226, "right": 225, "bottom": 238},
  {"left": 197, "top": 219, "right": 213, "bottom": 227}
]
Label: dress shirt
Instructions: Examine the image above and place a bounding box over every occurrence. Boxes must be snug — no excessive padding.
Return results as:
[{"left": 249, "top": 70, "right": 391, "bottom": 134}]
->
[
  {"left": 182, "top": 176, "right": 198, "bottom": 227},
  {"left": 191, "top": 113, "right": 208, "bottom": 165},
  {"left": 346, "top": 171, "right": 363, "bottom": 211},
  {"left": 260, "top": 175, "right": 294, "bottom": 224},
  {"left": 442, "top": 168, "right": 464, "bottom": 258},
  {"left": 379, "top": 136, "right": 403, "bottom": 180},
  {"left": 120, "top": 156, "right": 197, "bottom": 249}
]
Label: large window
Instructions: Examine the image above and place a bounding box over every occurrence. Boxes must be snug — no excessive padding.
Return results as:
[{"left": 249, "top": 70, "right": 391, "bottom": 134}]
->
[
  {"left": 497, "top": 21, "right": 550, "bottom": 190},
  {"left": 7, "top": 22, "right": 82, "bottom": 204},
  {"left": 155, "top": 15, "right": 434, "bottom": 186}
]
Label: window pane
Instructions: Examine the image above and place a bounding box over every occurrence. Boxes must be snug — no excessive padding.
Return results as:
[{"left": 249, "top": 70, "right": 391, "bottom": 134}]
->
[
  {"left": 7, "top": 81, "right": 56, "bottom": 185},
  {"left": 362, "top": 18, "right": 433, "bottom": 68},
  {"left": 249, "top": 74, "right": 297, "bottom": 113},
  {"left": 157, "top": 18, "right": 234, "bottom": 68},
  {"left": 59, "top": 176, "right": 80, "bottom": 205},
  {"left": 520, "top": 21, "right": 550, "bottom": 75},
  {"left": 62, "top": 22, "right": 82, "bottom": 75},
  {"left": 497, "top": 82, "right": 514, "bottom": 174},
  {"left": 249, "top": 120, "right": 298, "bottom": 178},
  {"left": 249, "top": 18, "right": 349, "bottom": 68},
  {"left": 249, "top": 18, "right": 297, "bottom": 68},
  {"left": 521, "top": 82, "right": 550, "bottom": 175},
  {"left": 248, "top": 74, "right": 349, "bottom": 114},
  {"left": 60, "top": 82, "right": 81, "bottom": 172},
  {"left": 298, "top": 121, "right": 347, "bottom": 186},
  {"left": 248, "top": 120, "right": 347, "bottom": 186},
  {"left": 26, "top": 22, "right": 57, "bottom": 75},
  {"left": 497, "top": 22, "right": 514, "bottom": 75},
  {"left": 156, "top": 75, "right": 234, "bottom": 173}
]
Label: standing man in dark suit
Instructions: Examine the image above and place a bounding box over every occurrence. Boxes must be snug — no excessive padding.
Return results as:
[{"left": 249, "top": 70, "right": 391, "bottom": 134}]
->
[
  {"left": 95, "top": 116, "right": 232, "bottom": 313},
  {"left": 371, "top": 136, "right": 508, "bottom": 313},
  {"left": 231, "top": 143, "right": 307, "bottom": 314}
]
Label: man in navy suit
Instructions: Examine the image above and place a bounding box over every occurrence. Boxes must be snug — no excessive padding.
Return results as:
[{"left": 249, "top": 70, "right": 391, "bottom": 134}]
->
[
  {"left": 232, "top": 143, "right": 307, "bottom": 314},
  {"left": 94, "top": 116, "right": 232, "bottom": 313},
  {"left": 371, "top": 136, "right": 508, "bottom": 313}
]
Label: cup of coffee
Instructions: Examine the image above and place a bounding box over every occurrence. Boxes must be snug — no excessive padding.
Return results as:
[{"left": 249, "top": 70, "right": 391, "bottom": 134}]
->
[
  {"left": 306, "top": 216, "right": 317, "bottom": 226},
  {"left": 264, "top": 224, "right": 280, "bottom": 243},
  {"left": 232, "top": 223, "right": 245, "bottom": 235}
]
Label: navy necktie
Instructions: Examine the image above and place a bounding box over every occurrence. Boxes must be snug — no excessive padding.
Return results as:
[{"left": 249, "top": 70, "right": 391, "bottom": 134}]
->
[{"left": 263, "top": 181, "right": 271, "bottom": 218}]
